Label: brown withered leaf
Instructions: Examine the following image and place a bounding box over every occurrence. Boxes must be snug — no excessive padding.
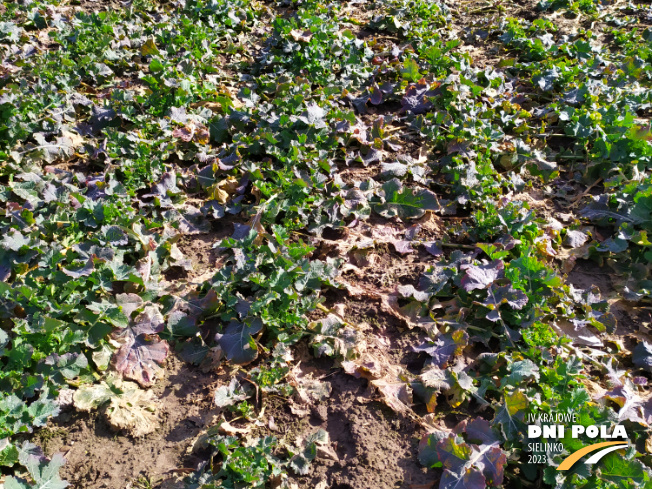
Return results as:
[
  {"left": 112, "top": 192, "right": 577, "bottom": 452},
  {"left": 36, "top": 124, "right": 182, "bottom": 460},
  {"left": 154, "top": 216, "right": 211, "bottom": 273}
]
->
[
  {"left": 341, "top": 334, "right": 415, "bottom": 417},
  {"left": 286, "top": 363, "right": 333, "bottom": 417},
  {"left": 337, "top": 278, "right": 422, "bottom": 329},
  {"left": 172, "top": 121, "right": 210, "bottom": 144},
  {"left": 290, "top": 29, "right": 313, "bottom": 42}
]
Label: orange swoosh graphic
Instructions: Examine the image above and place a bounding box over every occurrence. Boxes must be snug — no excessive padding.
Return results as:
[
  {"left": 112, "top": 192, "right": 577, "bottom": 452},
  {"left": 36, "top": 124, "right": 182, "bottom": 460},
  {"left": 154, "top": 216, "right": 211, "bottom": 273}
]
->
[{"left": 557, "top": 441, "right": 627, "bottom": 471}]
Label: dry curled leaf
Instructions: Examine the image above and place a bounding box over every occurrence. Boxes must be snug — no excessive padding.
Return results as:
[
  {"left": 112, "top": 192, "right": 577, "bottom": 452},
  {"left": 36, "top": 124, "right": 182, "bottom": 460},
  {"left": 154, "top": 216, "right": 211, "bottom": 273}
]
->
[
  {"left": 290, "top": 29, "right": 313, "bottom": 42},
  {"left": 73, "top": 376, "right": 159, "bottom": 437},
  {"left": 209, "top": 176, "right": 240, "bottom": 204}
]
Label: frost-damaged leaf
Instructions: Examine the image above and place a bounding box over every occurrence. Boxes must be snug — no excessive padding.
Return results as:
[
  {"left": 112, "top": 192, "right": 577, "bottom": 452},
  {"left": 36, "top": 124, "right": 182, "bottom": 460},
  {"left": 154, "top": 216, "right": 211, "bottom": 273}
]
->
[
  {"left": 633, "top": 342, "right": 652, "bottom": 373},
  {"left": 289, "top": 429, "right": 330, "bottom": 475},
  {"left": 106, "top": 387, "right": 158, "bottom": 437},
  {"left": 414, "top": 330, "right": 469, "bottom": 368},
  {"left": 176, "top": 205, "right": 211, "bottom": 234},
  {"left": 373, "top": 379, "right": 413, "bottom": 415},
  {"left": 131, "top": 305, "right": 164, "bottom": 336},
  {"left": 208, "top": 176, "right": 239, "bottom": 204},
  {"left": 372, "top": 178, "right": 440, "bottom": 220},
  {"left": 370, "top": 225, "right": 417, "bottom": 255},
  {"left": 565, "top": 229, "right": 589, "bottom": 248},
  {"left": 494, "top": 389, "right": 528, "bottom": 440},
  {"left": 298, "top": 103, "right": 327, "bottom": 129},
  {"left": 141, "top": 38, "right": 160, "bottom": 55},
  {"left": 401, "top": 79, "right": 438, "bottom": 114},
  {"left": 113, "top": 334, "right": 169, "bottom": 387},
  {"left": 552, "top": 319, "right": 603, "bottom": 347},
  {"left": 214, "top": 378, "right": 249, "bottom": 408},
  {"left": 309, "top": 314, "right": 361, "bottom": 359},
  {"left": 460, "top": 260, "right": 504, "bottom": 291},
  {"left": 290, "top": 29, "right": 313, "bottom": 42},
  {"left": 600, "top": 380, "right": 652, "bottom": 426},
  {"left": 426, "top": 418, "right": 506, "bottom": 489},
  {"left": 172, "top": 122, "right": 209, "bottom": 145},
  {"left": 62, "top": 257, "right": 94, "bottom": 278},
  {"left": 341, "top": 335, "right": 415, "bottom": 417},
  {"left": 73, "top": 377, "right": 159, "bottom": 437},
  {"left": 287, "top": 364, "right": 332, "bottom": 416},
  {"left": 217, "top": 318, "right": 262, "bottom": 365},
  {"left": 116, "top": 293, "right": 144, "bottom": 320},
  {"left": 73, "top": 382, "right": 115, "bottom": 411},
  {"left": 483, "top": 284, "right": 528, "bottom": 321}
]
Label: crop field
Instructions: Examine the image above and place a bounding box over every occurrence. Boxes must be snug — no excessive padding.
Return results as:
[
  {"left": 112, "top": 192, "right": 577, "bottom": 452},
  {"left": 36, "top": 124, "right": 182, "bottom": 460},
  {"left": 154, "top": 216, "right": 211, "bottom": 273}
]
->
[{"left": 2, "top": 0, "right": 652, "bottom": 487}]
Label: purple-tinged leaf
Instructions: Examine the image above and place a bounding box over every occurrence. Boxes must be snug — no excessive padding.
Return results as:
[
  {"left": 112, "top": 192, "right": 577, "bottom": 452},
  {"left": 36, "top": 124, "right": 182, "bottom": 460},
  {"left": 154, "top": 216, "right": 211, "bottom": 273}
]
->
[
  {"left": 0, "top": 264, "right": 10, "bottom": 282},
  {"left": 414, "top": 330, "right": 468, "bottom": 368},
  {"left": 177, "top": 205, "right": 210, "bottom": 234},
  {"left": 360, "top": 146, "right": 382, "bottom": 167},
  {"left": 73, "top": 242, "right": 114, "bottom": 261},
  {"left": 447, "top": 141, "right": 477, "bottom": 159},
  {"left": 113, "top": 334, "right": 169, "bottom": 387},
  {"left": 439, "top": 468, "right": 485, "bottom": 489},
  {"left": 483, "top": 284, "right": 528, "bottom": 311},
  {"left": 335, "top": 120, "right": 351, "bottom": 133},
  {"left": 370, "top": 84, "right": 383, "bottom": 105},
  {"left": 89, "top": 105, "right": 116, "bottom": 134},
  {"left": 116, "top": 293, "right": 143, "bottom": 319},
  {"left": 480, "top": 446, "right": 507, "bottom": 486},
  {"left": 458, "top": 418, "right": 500, "bottom": 446},
  {"left": 423, "top": 241, "right": 444, "bottom": 257},
  {"left": 460, "top": 260, "right": 504, "bottom": 291},
  {"left": 232, "top": 222, "right": 251, "bottom": 240},
  {"left": 437, "top": 435, "right": 472, "bottom": 472},
  {"left": 565, "top": 229, "right": 588, "bottom": 248},
  {"left": 217, "top": 318, "right": 263, "bottom": 365},
  {"left": 392, "top": 240, "right": 413, "bottom": 254},
  {"left": 633, "top": 341, "right": 652, "bottom": 373},
  {"left": 131, "top": 305, "right": 164, "bottom": 336},
  {"left": 62, "top": 257, "right": 94, "bottom": 279},
  {"left": 401, "top": 79, "right": 438, "bottom": 114},
  {"left": 418, "top": 431, "right": 449, "bottom": 467}
]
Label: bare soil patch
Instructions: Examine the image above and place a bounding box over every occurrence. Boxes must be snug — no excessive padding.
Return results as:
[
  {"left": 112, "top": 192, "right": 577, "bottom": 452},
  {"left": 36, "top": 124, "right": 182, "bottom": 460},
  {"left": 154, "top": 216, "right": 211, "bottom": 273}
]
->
[{"left": 42, "top": 356, "right": 224, "bottom": 489}]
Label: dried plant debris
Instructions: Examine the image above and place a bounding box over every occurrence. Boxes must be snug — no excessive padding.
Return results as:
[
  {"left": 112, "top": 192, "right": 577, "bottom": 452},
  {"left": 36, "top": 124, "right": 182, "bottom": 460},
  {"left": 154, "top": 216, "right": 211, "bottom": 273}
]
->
[
  {"left": 73, "top": 376, "right": 159, "bottom": 437},
  {"left": 2, "top": 0, "right": 652, "bottom": 488}
]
